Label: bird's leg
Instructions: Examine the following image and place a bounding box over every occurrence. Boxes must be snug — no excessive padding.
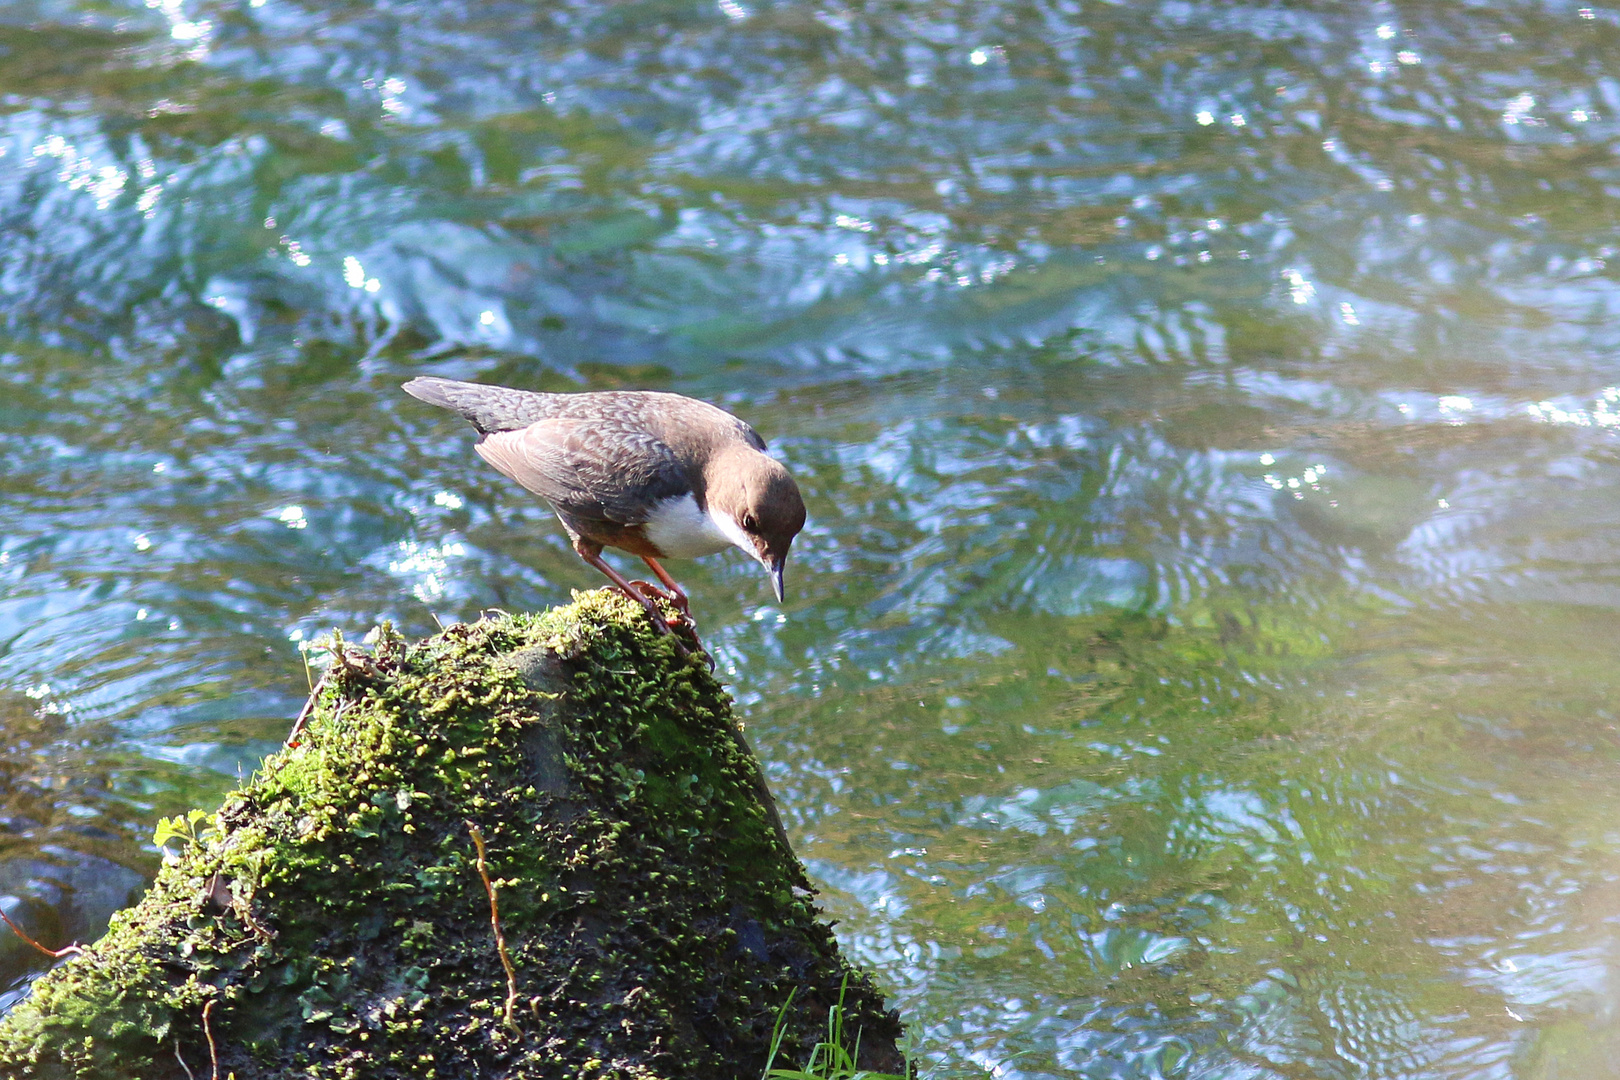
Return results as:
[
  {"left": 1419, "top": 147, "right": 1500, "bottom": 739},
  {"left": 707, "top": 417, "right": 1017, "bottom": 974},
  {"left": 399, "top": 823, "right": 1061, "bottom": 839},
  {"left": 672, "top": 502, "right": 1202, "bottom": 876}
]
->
[
  {"left": 573, "top": 541, "right": 689, "bottom": 654},
  {"left": 639, "top": 556, "right": 691, "bottom": 615}
]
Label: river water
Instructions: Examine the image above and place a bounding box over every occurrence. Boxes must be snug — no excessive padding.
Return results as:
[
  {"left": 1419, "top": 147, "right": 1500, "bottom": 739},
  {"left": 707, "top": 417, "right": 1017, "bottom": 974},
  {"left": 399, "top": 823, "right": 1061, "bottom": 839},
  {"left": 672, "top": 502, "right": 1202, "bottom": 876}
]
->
[{"left": 3, "top": 1, "right": 1620, "bottom": 1076}]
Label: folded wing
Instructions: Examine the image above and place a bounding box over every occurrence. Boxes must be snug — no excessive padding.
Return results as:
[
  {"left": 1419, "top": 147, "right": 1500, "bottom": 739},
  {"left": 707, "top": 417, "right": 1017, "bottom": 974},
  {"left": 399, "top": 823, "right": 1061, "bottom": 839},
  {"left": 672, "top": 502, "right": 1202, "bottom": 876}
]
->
[{"left": 475, "top": 417, "right": 691, "bottom": 525}]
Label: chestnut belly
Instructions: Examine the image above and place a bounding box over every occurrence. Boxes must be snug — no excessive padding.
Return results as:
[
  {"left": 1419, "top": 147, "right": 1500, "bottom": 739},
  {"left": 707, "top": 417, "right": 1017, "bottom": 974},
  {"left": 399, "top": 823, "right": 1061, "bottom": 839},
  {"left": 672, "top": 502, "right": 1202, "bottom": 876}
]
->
[{"left": 556, "top": 493, "right": 734, "bottom": 561}]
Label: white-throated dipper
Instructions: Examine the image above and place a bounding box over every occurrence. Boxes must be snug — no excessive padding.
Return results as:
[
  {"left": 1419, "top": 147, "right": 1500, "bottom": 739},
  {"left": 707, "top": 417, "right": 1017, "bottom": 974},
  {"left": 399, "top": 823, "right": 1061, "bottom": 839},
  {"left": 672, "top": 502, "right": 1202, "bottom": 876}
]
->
[{"left": 402, "top": 377, "right": 806, "bottom": 647}]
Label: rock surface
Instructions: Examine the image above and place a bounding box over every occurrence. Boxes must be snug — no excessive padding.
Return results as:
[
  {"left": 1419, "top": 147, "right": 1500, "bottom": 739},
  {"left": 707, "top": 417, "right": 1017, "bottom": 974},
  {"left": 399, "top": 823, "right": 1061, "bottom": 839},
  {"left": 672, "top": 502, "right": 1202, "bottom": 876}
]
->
[{"left": 0, "top": 591, "right": 903, "bottom": 1079}]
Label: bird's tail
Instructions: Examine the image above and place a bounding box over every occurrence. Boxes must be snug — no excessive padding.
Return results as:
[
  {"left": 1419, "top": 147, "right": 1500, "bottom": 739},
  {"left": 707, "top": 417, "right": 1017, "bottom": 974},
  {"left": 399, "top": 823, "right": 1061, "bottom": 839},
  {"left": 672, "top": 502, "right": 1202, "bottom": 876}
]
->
[{"left": 401, "top": 377, "right": 552, "bottom": 434}]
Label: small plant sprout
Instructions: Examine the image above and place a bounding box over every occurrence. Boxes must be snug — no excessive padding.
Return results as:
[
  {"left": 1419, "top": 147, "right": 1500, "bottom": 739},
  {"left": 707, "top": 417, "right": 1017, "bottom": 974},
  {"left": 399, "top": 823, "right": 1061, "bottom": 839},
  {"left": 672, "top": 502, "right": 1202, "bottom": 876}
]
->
[
  {"left": 762, "top": 976, "right": 911, "bottom": 1080},
  {"left": 152, "top": 808, "right": 216, "bottom": 860}
]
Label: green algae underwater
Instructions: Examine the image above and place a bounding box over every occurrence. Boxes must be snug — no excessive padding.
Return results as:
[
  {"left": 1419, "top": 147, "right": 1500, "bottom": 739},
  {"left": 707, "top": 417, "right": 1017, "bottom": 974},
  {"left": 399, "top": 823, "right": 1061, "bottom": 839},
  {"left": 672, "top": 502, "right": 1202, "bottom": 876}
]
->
[{"left": 0, "top": 591, "right": 903, "bottom": 1079}]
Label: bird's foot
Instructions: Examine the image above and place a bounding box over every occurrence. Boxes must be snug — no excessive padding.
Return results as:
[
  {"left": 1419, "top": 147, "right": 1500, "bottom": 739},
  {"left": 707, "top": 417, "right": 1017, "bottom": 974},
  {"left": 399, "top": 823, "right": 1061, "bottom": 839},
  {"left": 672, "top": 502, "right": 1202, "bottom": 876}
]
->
[
  {"left": 614, "top": 584, "right": 710, "bottom": 664},
  {"left": 579, "top": 549, "right": 703, "bottom": 661},
  {"left": 644, "top": 607, "right": 691, "bottom": 657},
  {"left": 657, "top": 612, "right": 715, "bottom": 670},
  {"left": 627, "top": 580, "right": 691, "bottom": 629},
  {"left": 626, "top": 578, "right": 670, "bottom": 602},
  {"left": 624, "top": 594, "right": 687, "bottom": 654},
  {"left": 638, "top": 558, "right": 692, "bottom": 616}
]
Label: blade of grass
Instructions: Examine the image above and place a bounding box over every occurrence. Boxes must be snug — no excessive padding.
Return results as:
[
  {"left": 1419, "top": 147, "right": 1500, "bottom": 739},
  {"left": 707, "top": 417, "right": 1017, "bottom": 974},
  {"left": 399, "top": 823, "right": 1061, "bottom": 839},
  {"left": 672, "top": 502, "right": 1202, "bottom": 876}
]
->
[{"left": 762, "top": 986, "right": 799, "bottom": 1078}]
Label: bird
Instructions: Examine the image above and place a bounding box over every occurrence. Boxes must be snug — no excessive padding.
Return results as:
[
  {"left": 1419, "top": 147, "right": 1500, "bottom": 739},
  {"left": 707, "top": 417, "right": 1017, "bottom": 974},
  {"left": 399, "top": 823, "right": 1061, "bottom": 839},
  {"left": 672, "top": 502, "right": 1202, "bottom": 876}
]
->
[{"left": 401, "top": 376, "right": 806, "bottom": 650}]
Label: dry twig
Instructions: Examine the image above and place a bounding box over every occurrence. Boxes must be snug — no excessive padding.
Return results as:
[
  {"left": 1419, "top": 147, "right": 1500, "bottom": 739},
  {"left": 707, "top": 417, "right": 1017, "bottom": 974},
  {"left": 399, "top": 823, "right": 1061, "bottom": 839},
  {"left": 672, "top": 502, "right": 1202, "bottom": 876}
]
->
[
  {"left": 284, "top": 670, "right": 331, "bottom": 747},
  {"left": 0, "top": 904, "right": 83, "bottom": 960},
  {"left": 202, "top": 997, "right": 220, "bottom": 1080},
  {"left": 286, "top": 645, "right": 383, "bottom": 748},
  {"left": 173, "top": 1040, "right": 197, "bottom": 1080},
  {"left": 467, "top": 820, "right": 519, "bottom": 1029}
]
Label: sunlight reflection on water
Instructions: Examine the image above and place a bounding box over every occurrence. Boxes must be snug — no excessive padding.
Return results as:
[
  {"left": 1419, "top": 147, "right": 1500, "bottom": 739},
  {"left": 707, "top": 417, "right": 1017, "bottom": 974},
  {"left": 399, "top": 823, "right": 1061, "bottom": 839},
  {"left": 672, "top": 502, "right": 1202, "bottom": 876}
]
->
[{"left": 1, "top": 0, "right": 1620, "bottom": 1075}]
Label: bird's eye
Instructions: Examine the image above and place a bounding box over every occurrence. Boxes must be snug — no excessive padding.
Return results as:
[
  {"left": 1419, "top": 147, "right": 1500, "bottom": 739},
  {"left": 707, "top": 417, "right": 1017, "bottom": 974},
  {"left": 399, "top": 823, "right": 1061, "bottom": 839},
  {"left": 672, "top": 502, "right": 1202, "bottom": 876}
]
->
[{"left": 741, "top": 513, "right": 757, "bottom": 532}]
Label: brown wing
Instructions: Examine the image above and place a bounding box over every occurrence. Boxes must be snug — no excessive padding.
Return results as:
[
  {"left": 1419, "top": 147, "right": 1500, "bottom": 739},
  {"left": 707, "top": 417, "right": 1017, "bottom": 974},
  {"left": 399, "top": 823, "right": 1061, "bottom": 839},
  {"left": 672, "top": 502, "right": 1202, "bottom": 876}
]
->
[{"left": 474, "top": 416, "right": 692, "bottom": 525}]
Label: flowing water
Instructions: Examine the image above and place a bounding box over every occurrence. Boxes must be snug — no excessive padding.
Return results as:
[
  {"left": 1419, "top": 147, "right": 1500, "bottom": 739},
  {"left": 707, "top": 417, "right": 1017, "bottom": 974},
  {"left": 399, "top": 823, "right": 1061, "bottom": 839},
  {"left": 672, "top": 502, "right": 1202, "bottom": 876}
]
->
[{"left": 3, "top": 0, "right": 1620, "bottom": 1075}]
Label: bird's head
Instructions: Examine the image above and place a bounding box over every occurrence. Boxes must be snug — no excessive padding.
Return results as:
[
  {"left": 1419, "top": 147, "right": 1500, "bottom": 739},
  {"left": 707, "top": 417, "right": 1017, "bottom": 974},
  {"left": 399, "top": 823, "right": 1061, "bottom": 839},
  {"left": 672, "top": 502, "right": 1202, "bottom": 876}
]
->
[{"left": 705, "top": 447, "right": 807, "bottom": 601}]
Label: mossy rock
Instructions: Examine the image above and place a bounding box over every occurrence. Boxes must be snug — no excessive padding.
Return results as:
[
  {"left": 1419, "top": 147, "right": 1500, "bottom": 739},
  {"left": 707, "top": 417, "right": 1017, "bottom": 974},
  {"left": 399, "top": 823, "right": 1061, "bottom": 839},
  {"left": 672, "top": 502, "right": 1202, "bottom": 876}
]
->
[{"left": 0, "top": 591, "right": 904, "bottom": 1078}]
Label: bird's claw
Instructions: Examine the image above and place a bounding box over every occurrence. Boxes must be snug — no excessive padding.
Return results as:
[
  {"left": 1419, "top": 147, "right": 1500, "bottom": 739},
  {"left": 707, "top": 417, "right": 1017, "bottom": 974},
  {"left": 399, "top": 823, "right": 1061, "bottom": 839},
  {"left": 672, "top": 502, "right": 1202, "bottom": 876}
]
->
[
  {"left": 649, "top": 611, "right": 714, "bottom": 670},
  {"left": 648, "top": 611, "right": 690, "bottom": 657},
  {"left": 627, "top": 578, "right": 668, "bottom": 603},
  {"left": 628, "top": 580, "right": 693, "bottom": 629},
  {"left": 616, "top": 583, "right": 709, "bottom": 665},
  {"left": 628, "top": 578, "right": 686, "bottom": 610}
]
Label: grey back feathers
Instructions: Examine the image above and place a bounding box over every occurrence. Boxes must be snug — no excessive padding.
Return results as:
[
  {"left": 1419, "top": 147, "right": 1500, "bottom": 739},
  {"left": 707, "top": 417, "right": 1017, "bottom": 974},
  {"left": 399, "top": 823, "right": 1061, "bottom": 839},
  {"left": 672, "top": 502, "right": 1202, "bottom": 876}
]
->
[
  {"left": 402, "top": 377, "right": 763, "bottom": 446},
  {"left": 475, "top": 419, "right": 690, "bottom": 526},
  {"left": 401, "top": 376, "right": 578, "bottom": 434},
  {"left": 401, "top": 376, "right": 769, "bottom": 529}
]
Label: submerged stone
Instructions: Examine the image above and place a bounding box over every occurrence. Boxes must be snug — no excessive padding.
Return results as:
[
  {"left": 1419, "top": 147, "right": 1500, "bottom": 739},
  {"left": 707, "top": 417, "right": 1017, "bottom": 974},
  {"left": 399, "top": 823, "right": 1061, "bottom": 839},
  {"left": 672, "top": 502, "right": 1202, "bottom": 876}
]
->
[{"left": 0, "top": 591, "right": 904, "bottom": 1078}]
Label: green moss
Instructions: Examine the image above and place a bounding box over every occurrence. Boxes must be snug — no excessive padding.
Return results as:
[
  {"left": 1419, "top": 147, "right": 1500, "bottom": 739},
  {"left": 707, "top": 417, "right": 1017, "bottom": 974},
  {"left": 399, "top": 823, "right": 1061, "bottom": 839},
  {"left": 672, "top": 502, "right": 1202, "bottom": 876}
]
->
[{"left": 0, "top": 591, "right": 903, "bottom": 1079}]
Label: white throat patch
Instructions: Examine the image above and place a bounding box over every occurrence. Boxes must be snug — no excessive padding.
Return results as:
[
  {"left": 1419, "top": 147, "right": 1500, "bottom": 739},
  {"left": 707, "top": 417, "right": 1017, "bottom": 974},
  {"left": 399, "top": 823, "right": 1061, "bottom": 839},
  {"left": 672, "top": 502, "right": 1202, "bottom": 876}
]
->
[
  {"left": 707, "top": 502, "right": 759, "bottom": 560},
  {"left": 642, "top": 494, "right": 745, "bottom": 560}
]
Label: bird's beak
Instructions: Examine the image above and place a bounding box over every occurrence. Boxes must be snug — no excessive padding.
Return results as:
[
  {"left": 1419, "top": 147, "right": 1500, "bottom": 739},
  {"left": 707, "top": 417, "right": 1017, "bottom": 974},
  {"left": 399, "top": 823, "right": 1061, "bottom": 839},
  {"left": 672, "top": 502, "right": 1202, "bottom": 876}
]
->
[{"left": 768, "top": 559, "right": 786, "bottom": 602}]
